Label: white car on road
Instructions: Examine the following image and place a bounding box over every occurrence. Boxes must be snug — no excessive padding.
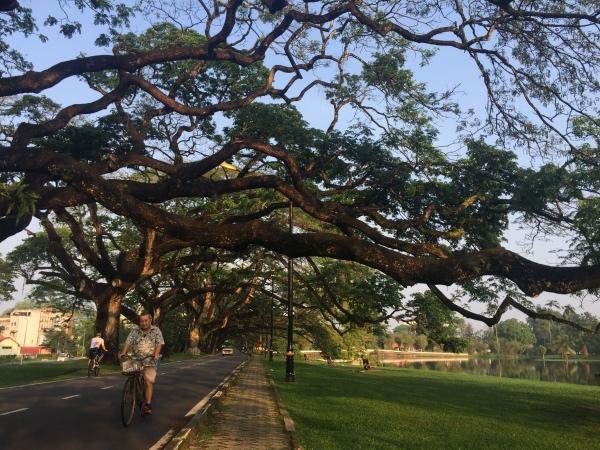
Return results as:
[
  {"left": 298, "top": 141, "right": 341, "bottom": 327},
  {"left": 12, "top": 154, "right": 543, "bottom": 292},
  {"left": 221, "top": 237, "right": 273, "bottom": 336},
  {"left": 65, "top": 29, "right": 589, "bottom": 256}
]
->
[{"left": 221, "top": 346, "right": 234, "bottom": 356}]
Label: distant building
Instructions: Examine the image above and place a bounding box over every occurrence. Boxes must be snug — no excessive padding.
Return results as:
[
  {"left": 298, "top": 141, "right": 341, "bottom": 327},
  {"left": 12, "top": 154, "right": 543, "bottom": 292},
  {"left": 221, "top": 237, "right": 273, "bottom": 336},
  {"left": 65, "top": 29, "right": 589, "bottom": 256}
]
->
[
  {"left": 0, "top": 336, "right": 20, "bottom": 356},
  {"left": 0, "top": 316, "right": 9, "bottom": 336},
  {"left": 0, "top": 308, "right": 74, "bottom": 355}
]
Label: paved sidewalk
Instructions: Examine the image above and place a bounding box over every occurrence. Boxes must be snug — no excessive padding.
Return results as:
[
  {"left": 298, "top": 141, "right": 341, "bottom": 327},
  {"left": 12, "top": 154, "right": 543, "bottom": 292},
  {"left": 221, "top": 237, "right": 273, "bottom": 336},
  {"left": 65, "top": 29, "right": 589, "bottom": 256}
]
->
[{"left": 189, "top": 357, "right": 291, "bottom": 450}]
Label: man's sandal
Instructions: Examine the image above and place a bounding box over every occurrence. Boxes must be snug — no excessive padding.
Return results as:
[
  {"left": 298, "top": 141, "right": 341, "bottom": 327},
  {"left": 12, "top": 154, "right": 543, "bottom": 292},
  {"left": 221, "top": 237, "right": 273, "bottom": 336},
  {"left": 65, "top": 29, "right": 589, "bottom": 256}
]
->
[{"left": 142, "top": 403, "right": 152, "bottom": 415}]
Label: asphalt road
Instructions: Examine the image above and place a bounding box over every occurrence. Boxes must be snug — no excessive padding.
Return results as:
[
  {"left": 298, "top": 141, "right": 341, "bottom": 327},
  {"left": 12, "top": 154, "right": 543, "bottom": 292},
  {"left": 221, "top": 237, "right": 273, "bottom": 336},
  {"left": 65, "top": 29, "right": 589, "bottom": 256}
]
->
[{"left": 0, "top": 354, "right": 247, "bottom": 450}]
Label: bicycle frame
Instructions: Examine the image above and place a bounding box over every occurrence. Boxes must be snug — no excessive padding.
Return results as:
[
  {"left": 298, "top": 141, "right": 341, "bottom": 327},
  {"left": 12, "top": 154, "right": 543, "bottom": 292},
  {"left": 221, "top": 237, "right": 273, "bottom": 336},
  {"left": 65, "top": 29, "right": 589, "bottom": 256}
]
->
[
  {"left": 119, "top": 355, "right": 157, "bottom": 427},
  {"left": 87, "top": 352, "right": 102, "bottom": 377}
]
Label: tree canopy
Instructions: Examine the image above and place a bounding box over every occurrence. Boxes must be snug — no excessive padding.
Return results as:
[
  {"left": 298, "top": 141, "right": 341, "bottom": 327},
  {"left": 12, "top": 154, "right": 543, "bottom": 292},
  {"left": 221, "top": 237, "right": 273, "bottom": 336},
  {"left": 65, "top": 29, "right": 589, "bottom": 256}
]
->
[{"left": 1, "top": 1, "right": 600, "bottom": 347}]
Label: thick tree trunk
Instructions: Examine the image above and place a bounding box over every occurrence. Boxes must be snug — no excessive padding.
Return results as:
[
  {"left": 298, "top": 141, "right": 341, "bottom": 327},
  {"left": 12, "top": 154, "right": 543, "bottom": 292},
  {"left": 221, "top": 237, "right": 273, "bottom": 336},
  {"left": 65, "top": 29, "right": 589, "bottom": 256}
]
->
[
  {"left": 188, "top": 291, "right": 215, "bottom": 353},
  {"left": 152, "top": 306, "right": 162, "bottom": 328},
  {"left": 213, "top": 331, "right": 228, "bottom": 352},
  {"left": 187, "top": 327, "right": 201, "bottom": 354},
  {"left": 187, "top": 310, "right": 202, "bottom": 352},
  {"left": 202, "top": 324, "right": 229, "bottom": 354},
  {"left": 95, "top": 292, "right": 123, "bottom": 362},
  {"left": 185, "top": 296, "right": 208, "bottom": 353},
  {"left": 202, "top": 332, "right": 217, "bottom": 354}
]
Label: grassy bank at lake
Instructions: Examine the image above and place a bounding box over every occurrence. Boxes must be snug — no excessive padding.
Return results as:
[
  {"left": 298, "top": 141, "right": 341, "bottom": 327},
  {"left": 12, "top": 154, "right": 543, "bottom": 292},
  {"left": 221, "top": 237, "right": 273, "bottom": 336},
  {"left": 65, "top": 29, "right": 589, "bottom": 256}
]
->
[
  {"left": 0, "top": 352, "right": 203, "bottom": 387},
  {"left": 267, "top": 360, "right": 600, "bottom": 450},
  {"left": 535, "top": 356, "right": 600, "bottom": 362}
]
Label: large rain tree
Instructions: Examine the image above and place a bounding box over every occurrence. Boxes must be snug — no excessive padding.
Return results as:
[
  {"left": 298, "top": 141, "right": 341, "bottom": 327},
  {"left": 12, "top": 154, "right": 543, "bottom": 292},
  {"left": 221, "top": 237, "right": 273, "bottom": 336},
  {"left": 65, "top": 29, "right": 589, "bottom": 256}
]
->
[{"left": 0, "top": 1, "right": 599, "bottom": 330}]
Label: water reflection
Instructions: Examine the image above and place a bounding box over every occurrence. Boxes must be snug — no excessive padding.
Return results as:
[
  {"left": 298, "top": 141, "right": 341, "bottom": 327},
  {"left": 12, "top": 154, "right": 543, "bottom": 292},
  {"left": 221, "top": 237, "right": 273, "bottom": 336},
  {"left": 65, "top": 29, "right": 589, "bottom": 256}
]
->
[{"left": 382, "top": 359, "right": 600, "bottom": 385}]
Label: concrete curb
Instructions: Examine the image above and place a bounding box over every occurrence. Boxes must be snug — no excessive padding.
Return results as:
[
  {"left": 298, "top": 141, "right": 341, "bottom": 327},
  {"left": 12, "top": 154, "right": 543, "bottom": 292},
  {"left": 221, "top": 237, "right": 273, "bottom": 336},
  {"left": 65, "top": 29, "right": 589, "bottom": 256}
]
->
[
  {"left": 162, "top": 359, "right": 248, "bottom": 450},
  {"left": 266, "top": 375, "right": 303, "bottom": 450}
]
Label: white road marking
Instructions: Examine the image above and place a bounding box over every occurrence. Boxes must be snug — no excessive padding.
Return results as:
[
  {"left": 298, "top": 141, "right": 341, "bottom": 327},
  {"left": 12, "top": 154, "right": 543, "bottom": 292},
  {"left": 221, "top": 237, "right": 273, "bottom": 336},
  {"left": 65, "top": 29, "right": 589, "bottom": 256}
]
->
[
  {"left": 149, "top": 427, "right": 177, "bottom": 450},
  {"left": 0, "top": 357, "right": 211, "bottom": 391},
  {"left": 149, "top": 358, "right": 246, "bottom": 449},
  {"left": 0, "top": 408, "right": 29, "bottom": 416},
  {"left": 100, "top": 385, "right": 113, "bottom": 390},
  {"left": 183, "top": 359, "right": 245, "bottom": 418},
  {"left": 61, "top": 394, "right": 80, "bottom": 400},
  {"left": 159, "top": 372, "right": 166, "bottom": 375},
  {"left": 184, "top": 388, "right": 216, "bottom": 418},
  {"left": 0, "top": 376, "right": 89, "bottom": 390}
]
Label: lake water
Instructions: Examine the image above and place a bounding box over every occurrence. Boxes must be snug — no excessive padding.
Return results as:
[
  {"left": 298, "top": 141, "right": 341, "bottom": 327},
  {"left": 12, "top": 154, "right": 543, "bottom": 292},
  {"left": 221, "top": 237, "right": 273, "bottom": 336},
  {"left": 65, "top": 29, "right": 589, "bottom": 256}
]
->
[{"left": 382, "top": 358, "right": 600, "bottom": 386}]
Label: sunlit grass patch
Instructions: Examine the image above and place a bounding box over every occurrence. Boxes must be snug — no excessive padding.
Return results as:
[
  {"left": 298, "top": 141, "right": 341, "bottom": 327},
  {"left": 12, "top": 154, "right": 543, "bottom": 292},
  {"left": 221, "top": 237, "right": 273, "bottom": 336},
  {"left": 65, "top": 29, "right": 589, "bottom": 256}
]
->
[{"left": 267, "top": 360, "right": 600, "bottom": 450}]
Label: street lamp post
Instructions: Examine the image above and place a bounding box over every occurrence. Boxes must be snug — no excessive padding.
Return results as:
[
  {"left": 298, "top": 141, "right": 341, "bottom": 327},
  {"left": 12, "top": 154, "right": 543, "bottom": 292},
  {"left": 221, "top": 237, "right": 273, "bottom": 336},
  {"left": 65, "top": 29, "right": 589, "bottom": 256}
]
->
[
  {"left": 269, "top": 285, "right": 274, "bottom": 362},
  {"left": 81, "top": 331, "right": 87, "bottom": 357},
  {"left": 20, "top": 313, "right": 30, "bottom": 365},
  {"left": 285, "top": 200, "right": 295, "bottom": 382}
]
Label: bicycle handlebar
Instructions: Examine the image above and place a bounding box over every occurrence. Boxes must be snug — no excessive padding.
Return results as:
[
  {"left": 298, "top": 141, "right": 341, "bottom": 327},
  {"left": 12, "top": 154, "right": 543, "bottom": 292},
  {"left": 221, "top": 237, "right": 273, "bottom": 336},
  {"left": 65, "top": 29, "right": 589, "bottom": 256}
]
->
[{"left": 120, "top": 354, "right": 161, "bottom": 364}]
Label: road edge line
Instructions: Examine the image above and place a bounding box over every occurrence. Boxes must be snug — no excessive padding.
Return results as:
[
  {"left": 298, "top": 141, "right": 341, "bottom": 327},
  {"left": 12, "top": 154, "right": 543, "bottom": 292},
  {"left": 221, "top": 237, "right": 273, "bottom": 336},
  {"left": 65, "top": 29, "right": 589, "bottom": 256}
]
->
[
  {"left": 0, "top": 356, "right": 209, "bottom": 391},
  {"left": 0, "top": 376, "right": 90, "bottom": 390}
]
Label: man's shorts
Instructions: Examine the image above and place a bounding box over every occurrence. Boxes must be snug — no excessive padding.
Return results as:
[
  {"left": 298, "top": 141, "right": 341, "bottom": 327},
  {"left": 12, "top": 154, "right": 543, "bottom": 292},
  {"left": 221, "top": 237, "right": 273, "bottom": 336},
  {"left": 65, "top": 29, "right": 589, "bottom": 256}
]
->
[
  {"left": 143, "top": 366, "right": 157, "bottom": 383},
  {"left": 89, "top": 348, "right": 101, "bottom": 359}
]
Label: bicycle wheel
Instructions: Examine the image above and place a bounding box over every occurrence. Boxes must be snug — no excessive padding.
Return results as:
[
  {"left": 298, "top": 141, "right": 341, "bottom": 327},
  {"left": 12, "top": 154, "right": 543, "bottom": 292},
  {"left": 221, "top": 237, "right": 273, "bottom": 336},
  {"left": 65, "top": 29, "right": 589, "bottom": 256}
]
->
[
  {"left": 87, "top": 359, "right": 94, "bottom": 378},
  {"left": 136, "top": 375, "right": 145, "bottom": 414},
  {"left": 121, "top": 376, "right": 136, "bottom": 427},
  {"left": 94, "top": 363, "right": 100, "bottom": 377}
]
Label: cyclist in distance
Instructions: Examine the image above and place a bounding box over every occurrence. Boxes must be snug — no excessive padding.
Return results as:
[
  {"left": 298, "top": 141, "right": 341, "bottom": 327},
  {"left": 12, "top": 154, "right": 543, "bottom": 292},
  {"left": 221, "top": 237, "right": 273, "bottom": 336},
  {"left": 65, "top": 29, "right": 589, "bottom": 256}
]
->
[
  {"left": 89, "top": 332, "right": 107, "bottom": 363},
  {"left": 118, "top": 312, "right": 164, "bottom": 415}
]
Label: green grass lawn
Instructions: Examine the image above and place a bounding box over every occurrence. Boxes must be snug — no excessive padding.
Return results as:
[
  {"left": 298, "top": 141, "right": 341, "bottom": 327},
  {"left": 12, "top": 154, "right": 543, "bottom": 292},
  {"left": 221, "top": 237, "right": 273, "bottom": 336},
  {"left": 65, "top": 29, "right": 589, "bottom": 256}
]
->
[
  {"left": 267, "top": 360, "right": 600, "bottom": 450},
  {"left": 0, "top": 352, "right": 203, "bottom": 387},
  {"left": 0, "top": 359, "right": 115, "bottom": 387}
]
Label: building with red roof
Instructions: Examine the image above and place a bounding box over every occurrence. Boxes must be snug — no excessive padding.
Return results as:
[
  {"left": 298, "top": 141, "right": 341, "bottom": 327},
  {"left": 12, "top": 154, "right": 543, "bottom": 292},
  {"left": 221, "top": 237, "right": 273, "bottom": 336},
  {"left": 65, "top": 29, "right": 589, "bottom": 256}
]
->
[
  {"left": 19, "top": 346, "right": 43, "bottom": 356},
  {"left": 0, "top": 336, "right": 21, "bottom": 356}
]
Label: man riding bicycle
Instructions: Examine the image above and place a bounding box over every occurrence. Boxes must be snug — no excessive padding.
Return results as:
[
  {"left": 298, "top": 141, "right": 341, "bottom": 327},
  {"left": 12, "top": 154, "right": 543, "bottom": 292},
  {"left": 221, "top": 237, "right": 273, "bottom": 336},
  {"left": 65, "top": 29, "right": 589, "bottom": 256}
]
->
[
  {"left": 89, "top": 332, "right": 107, "bottom": 362},
  {"left": 118, "top": 312, "right": 164, "bottom": 416}
]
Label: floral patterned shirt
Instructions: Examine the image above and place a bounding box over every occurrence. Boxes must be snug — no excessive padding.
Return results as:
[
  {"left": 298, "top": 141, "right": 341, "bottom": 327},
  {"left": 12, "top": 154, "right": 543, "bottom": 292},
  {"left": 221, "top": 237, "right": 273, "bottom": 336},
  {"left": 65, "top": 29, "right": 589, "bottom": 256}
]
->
[{"left": 125, "top": 325, "right": 164, "bottom": 364}]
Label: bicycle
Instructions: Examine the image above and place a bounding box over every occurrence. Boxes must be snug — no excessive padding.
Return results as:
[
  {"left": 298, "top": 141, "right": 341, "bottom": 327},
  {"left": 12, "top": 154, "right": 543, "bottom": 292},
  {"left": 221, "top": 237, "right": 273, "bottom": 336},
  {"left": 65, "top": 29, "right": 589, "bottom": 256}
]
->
[
  {"left": 87, "top": 351, "right": 103, "bottom": 377},
  {"left": 120, "top": 355, "right": 156, "bottom": 427}
]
